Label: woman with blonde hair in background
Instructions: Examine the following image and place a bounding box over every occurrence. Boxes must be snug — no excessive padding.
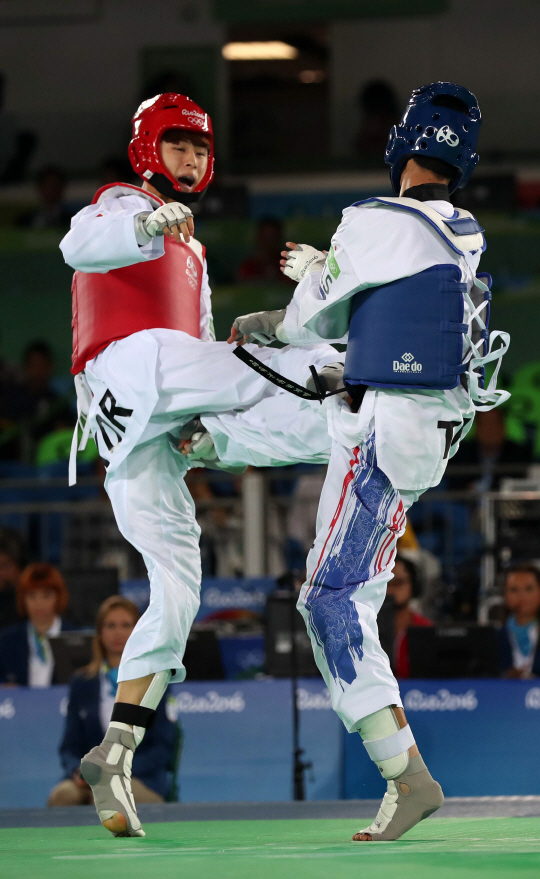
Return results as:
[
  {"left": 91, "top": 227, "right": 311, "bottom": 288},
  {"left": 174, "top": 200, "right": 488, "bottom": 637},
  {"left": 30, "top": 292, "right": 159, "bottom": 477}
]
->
[{"left": 48, "top": 595, "right": 178, "bottom": 807}]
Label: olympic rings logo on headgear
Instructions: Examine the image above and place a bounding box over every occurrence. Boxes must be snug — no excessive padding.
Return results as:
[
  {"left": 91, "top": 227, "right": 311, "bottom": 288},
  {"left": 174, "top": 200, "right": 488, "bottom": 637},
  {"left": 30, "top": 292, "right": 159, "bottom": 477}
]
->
[
  {"left": 436, "top": 125, "right": 460, "bottom": 147},
  {"left": 184, "top": 115, "right": 206, "bottom": 128}
]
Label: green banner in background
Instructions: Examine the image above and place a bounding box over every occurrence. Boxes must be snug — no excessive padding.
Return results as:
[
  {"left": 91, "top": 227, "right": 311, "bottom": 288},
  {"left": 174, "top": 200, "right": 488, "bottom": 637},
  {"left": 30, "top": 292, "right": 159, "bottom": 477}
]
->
[{"left": 213, "top": 0, "right": 448, "bottom": 23}]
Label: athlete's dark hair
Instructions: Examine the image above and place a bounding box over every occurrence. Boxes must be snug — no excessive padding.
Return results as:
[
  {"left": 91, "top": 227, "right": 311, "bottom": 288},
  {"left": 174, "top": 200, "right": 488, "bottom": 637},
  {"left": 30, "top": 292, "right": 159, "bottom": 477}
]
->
[
  {"left": 161, "top": 129, "right": 210, "bottom": 150},
  {"left": 411, "top": 155, "right": 454, "bottom": 182}
]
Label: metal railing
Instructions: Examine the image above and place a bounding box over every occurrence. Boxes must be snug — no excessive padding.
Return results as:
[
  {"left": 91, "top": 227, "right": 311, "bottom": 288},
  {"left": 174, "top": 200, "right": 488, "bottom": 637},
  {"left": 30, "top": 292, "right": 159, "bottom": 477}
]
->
[{"left": 0, "top": 463, "right": 537, "bottom": 594}]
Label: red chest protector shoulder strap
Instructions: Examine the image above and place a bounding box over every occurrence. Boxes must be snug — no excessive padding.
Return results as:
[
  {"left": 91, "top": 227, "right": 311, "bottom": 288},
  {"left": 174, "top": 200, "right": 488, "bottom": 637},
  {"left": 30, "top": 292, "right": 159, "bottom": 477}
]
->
[{"left": 71, "top": 183, "right": 205, "bottom": 374}]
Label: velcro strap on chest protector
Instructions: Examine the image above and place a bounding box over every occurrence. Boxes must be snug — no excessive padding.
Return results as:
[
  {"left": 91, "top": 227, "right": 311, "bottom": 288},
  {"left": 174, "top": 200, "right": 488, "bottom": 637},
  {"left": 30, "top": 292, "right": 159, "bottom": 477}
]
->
[{"left": 344, "top": 264, "right": 467, "bottom": 391}]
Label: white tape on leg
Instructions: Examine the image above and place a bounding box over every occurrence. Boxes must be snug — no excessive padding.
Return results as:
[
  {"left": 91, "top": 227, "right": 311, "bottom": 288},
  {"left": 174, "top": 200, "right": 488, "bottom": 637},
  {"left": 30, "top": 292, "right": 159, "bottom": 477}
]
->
[
  {"left": 363, "top": 724, "right": 415, "bottom": 762},
  {"left": 133, "top": 669, "right": 172, "bottom": 747}
]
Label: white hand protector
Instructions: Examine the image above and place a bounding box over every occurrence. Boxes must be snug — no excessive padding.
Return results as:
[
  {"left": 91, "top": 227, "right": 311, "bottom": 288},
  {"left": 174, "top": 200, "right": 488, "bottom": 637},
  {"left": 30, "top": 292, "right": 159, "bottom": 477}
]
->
[
  {"left": 134, "top": 202, "right": 194, "bottom": 244},
  {"left": 283, "top": 244, "right": 326, "bottom": 282},
  {"left": 185, "top": 430, "right": 219, "bottom": 464},
  {"left": 232, "top": 308, "right": 287, "bottom": 346}
]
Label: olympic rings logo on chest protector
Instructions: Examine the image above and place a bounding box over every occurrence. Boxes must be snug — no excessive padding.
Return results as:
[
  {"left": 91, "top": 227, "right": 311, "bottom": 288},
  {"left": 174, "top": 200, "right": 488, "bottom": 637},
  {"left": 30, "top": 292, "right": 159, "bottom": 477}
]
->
[
  {"left": 436, "top": 125, "right": 460, "bottom": 147},
  {"left": 186, "top": 254, "right": 199, "bottom": 289}
]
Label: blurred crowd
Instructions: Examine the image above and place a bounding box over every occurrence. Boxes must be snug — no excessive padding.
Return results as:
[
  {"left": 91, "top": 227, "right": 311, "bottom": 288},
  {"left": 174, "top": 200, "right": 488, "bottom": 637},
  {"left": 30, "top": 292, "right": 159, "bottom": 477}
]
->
[
  {"left": 2, "top": 330, "right": 540, "bottom": 668},
  {"left": 2, "top": 59, "right": 540, "bottom": 686}
]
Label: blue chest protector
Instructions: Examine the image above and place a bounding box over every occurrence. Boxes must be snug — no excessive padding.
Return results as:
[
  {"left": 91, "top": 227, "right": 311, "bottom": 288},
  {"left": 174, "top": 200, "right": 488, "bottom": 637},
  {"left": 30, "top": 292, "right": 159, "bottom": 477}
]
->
[
  {"left": 342, "top": 197, "right": 501, "bottom": 395},
  {"left": 344, "top": 264, "right": 478, "bottom": 391}
]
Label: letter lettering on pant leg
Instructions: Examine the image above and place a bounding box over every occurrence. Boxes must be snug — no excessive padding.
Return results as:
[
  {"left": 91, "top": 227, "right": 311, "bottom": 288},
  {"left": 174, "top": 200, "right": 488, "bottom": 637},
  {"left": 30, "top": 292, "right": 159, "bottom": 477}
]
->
[
  {"left": 99, "top": 390, "right": 133, "bottom": 433},
  {"left": 95, "top": 390, "right": 134, "bottom": 453},
  {"left": 437, "top": 420, "right": 461, "bottom": 459}
]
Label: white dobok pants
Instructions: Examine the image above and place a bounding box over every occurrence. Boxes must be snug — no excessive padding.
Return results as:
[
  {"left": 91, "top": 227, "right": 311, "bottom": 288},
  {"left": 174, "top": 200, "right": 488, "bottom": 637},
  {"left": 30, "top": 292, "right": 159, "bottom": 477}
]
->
[
  {"left": 297, "top": 385, "right": 475, "bottom": 731},
  {"left": 81, "top": 329, "right": 337, "bottom": 682}
]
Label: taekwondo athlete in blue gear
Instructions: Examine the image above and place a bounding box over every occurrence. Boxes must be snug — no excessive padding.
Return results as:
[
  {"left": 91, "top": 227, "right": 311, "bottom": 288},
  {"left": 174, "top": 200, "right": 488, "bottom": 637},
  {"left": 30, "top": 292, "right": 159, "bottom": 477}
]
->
[{"left": 229, "top": 82, "right": 510, "bottom": 842}]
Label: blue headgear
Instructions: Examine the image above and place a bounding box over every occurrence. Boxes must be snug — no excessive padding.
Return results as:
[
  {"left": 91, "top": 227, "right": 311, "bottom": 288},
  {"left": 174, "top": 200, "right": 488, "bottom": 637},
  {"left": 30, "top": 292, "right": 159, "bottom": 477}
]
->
[{"left": 385, "top": 82, "right": 481, "bottom": 195}]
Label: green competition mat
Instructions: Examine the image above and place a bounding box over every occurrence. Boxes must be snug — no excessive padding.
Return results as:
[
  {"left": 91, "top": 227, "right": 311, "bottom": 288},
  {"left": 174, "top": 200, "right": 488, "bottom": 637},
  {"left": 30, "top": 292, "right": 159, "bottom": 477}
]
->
[{"left": 1, "top": 817, "right": 540, "bottom": 879}]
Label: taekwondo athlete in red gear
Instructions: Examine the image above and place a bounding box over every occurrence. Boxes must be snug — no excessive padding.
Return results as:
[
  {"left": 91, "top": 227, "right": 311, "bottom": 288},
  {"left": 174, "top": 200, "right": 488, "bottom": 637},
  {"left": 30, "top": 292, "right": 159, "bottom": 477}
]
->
[
  {"left": 60, "top": 93, "right": 340, "bottom": 837},
  {"left": 229, "top": 82, "right": 510, "bottom": 841}
]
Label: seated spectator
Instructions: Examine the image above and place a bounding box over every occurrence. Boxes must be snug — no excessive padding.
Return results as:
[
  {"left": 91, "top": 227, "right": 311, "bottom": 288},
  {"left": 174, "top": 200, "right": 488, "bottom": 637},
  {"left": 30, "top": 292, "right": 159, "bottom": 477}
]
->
[
  {"left": 353, "top": 80, "right": 399, "bottom": 160},
  {"left": 48, "top": 596, "right": 178, "bottom": 806},
  {"left": 0, "top": 340, "right": 72, "bottom": 459},
  {"left": 447, "top": 408, "right": 532, "bottom": 491},
  {"left": 237, "top": 217, "right": 291, "bottom": 285},
  {"left": 499, "top": 565, "right": 540, "bottom": 678},
  {"left": 387, "top": 556, "right": 432, "bottom": 678},
  {"left": 99, "top": 155, "right": 137, "bottom": 186},
  {"left": 18, "top": 164, "right": 71, "bottom": 229},
  {"left": 0, "top": 529, "right": 25, "bottom": 629},
  {"left": 0, "top": 562, "right": 72, "bottom": 685}
]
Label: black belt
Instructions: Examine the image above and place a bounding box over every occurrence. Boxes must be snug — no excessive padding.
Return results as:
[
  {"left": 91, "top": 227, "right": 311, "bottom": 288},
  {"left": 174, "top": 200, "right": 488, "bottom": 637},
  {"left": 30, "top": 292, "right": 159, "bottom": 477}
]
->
[{"left": 233, "top": 346, "right": 346, "bottom": 404}]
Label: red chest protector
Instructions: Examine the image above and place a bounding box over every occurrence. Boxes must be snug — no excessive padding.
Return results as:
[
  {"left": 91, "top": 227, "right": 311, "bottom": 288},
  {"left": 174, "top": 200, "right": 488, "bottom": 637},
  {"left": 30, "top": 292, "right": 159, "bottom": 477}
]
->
[{"left": 71, "top": 184, "right": 205, "bottom": 375}]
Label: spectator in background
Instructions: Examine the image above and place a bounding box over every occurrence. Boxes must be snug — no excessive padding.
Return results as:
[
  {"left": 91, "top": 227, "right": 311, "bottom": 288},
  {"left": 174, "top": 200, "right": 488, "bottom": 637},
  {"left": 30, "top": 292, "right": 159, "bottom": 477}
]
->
[
  {"left": 238, "top": 217, "right": 291, "bottom": 285},
  {"left": 447, "top": 408, "right": 532, "bottom": 492},
  {"left": 0, "top": 72, "right": 37, "bottom": 183},
  {"left": 0, "top": 529, "right": 25, "bottom": 629},
  {"left": 99, "top": 156, "right": 137, "bottom": 187},
  {"left": 48, "top": 596, "right": 178, "bottom": 806},
  {"left": 353, "top": 80, "right": 399, "bottom": 160},
  {"left": 386, "top": 555, "right": 432, "bottom": 678},
  {"left": 0, "top": 562, "right": 72, "bottom": 686},
  {"left": 18, "top": 165, "right": 71, "bottom": 229},
  {"left": 499, "top": 565, "right": 540, "bottom": 678},
  {"left": 0, "top": 72, "right": 15, "bottom": 177},
  {"left": 0, "top": 340, "right": 69, "bottom": 459}
]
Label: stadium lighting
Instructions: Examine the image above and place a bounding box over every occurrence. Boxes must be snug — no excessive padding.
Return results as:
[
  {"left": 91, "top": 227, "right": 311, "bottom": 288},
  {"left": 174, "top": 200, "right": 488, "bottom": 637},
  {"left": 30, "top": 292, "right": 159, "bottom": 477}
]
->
[{"left": 222, "top": 41, "right": 299, "bottom": 61}]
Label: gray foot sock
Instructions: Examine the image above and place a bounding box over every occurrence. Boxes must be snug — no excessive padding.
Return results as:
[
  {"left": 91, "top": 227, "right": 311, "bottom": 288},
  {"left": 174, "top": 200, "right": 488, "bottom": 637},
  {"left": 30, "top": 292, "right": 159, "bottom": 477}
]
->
[
  {"left": 80, "top": 725, "right": 145, "bottom": 837},
  {"left": 353, "top": 755, "right": 444, "bottom": 842}
]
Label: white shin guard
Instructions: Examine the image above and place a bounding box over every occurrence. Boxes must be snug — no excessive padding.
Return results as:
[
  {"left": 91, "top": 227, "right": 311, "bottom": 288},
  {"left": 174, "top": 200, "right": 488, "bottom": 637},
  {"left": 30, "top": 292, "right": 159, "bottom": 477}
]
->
[
  {"left": 357, "top": 707, "right": 415, "bottom": 779},
  {"left": 133, "top": 670, "right": 172, "bottom": 746}
]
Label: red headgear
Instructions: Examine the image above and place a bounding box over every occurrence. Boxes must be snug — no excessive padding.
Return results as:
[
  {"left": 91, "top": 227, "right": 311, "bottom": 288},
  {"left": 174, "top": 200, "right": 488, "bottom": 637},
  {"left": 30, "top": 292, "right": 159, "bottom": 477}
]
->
[{"left": 128, "top": 93, "right": 214, "bottom": 202}]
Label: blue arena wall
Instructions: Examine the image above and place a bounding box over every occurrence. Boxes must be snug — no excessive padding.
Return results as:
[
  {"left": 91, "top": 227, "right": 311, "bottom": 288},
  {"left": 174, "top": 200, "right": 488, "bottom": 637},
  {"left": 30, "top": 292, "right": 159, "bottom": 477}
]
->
[{"left": 0, "top": 679, "right": 539, "bottom": 809}]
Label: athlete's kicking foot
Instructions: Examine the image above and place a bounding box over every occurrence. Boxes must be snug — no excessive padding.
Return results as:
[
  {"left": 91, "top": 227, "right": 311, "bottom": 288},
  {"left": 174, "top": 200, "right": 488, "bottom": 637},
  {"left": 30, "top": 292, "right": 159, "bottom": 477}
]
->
[
  {"left": 80, "top": 725, "right": 145, "bottom": 837},
  {"left": 353, "top": 755, "right": 443, "bottom": 841}
]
